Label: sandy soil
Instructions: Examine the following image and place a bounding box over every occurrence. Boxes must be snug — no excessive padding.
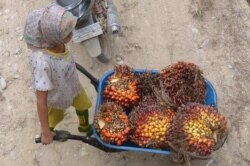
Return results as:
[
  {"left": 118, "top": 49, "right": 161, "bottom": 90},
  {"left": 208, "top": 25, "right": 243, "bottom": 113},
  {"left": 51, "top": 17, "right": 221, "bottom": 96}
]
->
[{"left": 0, "top": 0, "right": 250, "bottom": 166}]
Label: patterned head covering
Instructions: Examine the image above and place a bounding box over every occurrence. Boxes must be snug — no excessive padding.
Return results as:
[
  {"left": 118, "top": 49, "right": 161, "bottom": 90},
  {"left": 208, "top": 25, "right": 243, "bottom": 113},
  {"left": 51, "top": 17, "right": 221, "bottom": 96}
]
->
[{"left": 23, "top": 4, "right": 77, "bottom": 50}]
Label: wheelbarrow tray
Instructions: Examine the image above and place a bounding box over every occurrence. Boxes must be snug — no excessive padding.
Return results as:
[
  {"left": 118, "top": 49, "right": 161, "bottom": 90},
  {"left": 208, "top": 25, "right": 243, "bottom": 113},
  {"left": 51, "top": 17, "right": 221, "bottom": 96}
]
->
[{"left": 93, "top": 69, "right": 217, "bottom": 155}]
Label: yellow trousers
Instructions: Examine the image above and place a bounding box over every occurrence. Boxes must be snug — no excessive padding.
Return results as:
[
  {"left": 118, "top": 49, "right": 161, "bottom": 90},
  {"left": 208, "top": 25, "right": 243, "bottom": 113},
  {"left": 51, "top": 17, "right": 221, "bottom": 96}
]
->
[{"left": 48, "top": 88, "right": 92, "bottom": 128}]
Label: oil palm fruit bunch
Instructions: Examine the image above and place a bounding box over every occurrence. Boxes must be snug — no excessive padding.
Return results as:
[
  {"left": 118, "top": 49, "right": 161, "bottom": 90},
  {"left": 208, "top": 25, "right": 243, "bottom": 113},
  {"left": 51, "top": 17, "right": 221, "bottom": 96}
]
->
[
  {"left": 94, "top": 102, "right": 131, "bottom": 145},
  {"left": 167, "top": 103, "right": 228, "bottom": 158},
  {"left": 129, "top": 97, "right": 176, "bottom": 148},
  {"left": 137, "top": 72, "right": 160, "bottom": 96},
  {"left": 103, "top": 65, "right": 140, "bottom": 108},
  {"left": 160, "top": 62, "right": 206, "bottom": 107}
]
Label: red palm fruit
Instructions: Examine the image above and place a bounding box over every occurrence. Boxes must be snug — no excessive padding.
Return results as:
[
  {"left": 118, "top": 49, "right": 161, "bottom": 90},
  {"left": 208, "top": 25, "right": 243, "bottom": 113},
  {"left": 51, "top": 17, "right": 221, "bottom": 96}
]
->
[
  {"left": 167, "top": 103, "right": 228, "bottom": 157},
  {"left": 102, "top": 65, "right": 141, "bottom": 108},
  {"left": 129, "top": 96, "right": 176, "bottom": 148},
  {"left": 94, "top": 102, "right": 130, "bottom": 146},
  {"left": 159, "top": 62, "right": 206, "bottom": 107}
]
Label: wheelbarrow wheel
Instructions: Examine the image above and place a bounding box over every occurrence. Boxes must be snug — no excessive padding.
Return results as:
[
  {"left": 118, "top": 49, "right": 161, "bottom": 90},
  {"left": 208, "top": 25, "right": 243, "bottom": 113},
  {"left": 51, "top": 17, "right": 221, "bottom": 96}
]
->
[
  {"left": 96, "top": 33, "right": 112, "bottom": 63},
  {"left": 97, "top": 53, "right": 110, "bottom": 63}
]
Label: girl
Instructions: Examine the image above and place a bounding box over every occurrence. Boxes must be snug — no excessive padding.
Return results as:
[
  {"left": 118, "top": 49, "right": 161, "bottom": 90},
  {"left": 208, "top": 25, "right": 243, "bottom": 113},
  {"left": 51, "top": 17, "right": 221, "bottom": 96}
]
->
[{"left": 24, "top": 4, "right": 92, "bottom": 145}]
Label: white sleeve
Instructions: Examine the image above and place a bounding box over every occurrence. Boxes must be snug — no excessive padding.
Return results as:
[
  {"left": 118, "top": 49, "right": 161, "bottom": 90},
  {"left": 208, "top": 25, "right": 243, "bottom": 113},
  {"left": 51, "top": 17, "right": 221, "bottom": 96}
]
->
[{"left": 31, "top": 54, "right": 53, "bottom": 91}]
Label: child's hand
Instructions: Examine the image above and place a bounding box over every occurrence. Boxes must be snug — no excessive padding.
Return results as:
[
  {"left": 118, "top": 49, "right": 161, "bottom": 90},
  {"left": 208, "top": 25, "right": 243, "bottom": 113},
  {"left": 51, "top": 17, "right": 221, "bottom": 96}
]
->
[{"left": 41, "top": 131, "right": 54, "bottom": 145}]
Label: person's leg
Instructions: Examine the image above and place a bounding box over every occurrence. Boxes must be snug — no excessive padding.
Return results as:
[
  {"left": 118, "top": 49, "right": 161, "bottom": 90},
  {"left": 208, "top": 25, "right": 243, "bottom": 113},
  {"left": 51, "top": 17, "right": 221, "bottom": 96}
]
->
[
  {"left": 75, "top": 109, "right": 91, "bottom": 132},
  {"left": 48, "top": 107, "right": 64, "bottom": 131},
  {"left": 72, "top": 88, "right": 92, "bottom": 133}
]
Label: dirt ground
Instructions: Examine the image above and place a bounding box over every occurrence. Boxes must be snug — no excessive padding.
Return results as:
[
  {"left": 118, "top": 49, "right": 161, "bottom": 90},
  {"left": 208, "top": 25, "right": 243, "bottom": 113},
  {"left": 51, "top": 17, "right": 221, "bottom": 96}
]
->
[{"left": 0, "top": 0, "right": 250, "bottom": 166}]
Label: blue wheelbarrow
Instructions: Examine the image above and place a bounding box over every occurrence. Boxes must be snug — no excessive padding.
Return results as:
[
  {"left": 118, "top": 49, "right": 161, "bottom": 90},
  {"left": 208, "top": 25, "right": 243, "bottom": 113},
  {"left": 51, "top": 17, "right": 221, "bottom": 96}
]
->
[{"left": 35, "top": 63, "right": 218, "bottom": 154}]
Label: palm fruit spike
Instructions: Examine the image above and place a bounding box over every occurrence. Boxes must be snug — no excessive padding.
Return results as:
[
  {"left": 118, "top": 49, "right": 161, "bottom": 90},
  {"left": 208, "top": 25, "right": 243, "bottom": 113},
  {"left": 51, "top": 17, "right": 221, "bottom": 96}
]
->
[
  {"left": 102, "top": 64, "right": 141, "bottom": 108},
  {"left": 94, "top": 102, "right": 130, "bottom": 145},
  {"left": 159, "top": 62, "right": 206, "bottom": 107},
  {"left": 137, "top": 72, "right": 160, "bottom": 96},
  {"left": 167, "top": 103, "right": 228, "bottom": 162},
  {"left": 129, "top": 97, "right": 176, "bottom": 148},
  {"left": 114, "top": 64, "right": 132, "bottom": 78}
]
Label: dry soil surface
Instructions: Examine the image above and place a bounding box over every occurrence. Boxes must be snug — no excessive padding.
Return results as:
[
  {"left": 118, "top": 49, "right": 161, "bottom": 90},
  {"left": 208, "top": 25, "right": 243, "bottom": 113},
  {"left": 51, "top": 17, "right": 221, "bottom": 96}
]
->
[{"left": 0, "top": 0, "right": 250, "bottom": 166}]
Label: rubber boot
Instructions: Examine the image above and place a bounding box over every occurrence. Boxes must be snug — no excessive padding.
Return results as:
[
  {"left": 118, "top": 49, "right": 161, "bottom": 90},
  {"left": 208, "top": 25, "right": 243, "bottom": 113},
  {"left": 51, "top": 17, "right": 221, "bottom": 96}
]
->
[{"left": 76, "top": 110, "right": 93, "bottom": 136}]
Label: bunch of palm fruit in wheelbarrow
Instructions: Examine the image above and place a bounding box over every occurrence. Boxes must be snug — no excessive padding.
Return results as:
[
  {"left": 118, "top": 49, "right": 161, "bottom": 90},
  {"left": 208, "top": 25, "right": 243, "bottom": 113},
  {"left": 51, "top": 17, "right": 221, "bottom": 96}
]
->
[{"left": 94, "top": 62, "right": 228, "bottom": 163}]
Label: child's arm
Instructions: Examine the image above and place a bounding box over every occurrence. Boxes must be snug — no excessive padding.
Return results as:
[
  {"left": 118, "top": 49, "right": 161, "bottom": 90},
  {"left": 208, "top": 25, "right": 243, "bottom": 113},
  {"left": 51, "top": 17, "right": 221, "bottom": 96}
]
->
[{"left": 36, "top": 90, "right": 54, "bottom": 144}]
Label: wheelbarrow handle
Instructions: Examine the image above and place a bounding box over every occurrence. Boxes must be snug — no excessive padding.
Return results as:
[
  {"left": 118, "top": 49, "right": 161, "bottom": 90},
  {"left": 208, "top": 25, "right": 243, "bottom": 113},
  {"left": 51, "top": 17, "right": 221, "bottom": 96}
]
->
[
  {"left": 68, "top": 135, "right": 119, "bottom": 152},
  {"left": 35, "top": 137, "right": 41, "bottom": 143},
  {"left": 35, "top": 131, "right": 66, "bottom": 143},
  {"left": 35, "top": 131, "right": 118, "bottom": 153},
  {"left": 75, "top": 62, "right": 99, "bottom": 92}
]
